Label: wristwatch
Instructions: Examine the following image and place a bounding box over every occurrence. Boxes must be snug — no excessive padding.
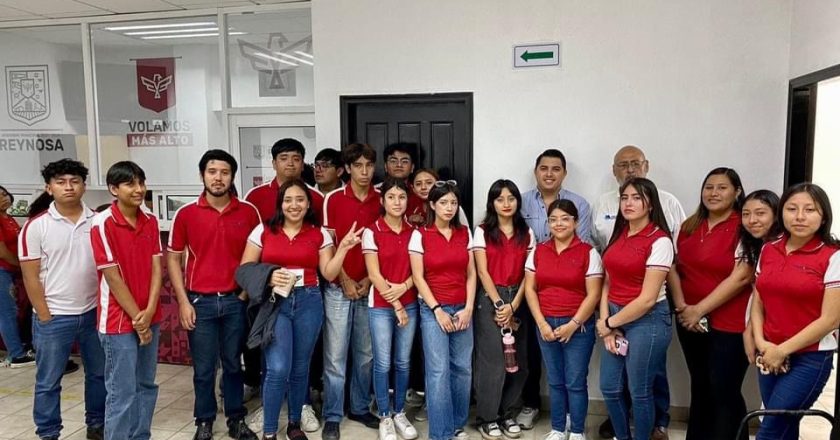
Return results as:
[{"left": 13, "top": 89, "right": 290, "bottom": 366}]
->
[{"left": 493, "top": 299, "right": 506, "bottom": 310}]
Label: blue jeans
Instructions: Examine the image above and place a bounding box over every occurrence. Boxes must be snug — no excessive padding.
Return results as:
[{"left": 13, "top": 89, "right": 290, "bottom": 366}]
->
[
  {"left": 600, "top": 301, "right": 672, "bottom": 440},
  {"left": 32, "top": 309, "right": 106, "bottom": 438},
  {"left": 0, "top": 269, "right": 24, "bottom": 359},
  {"left": 322, "top": 284, "right": 373, "bottom": 422},
  {"left": 187, "top": 292, "right": 247, "bottom": 423},
  {"left": 420, "top": 301, "right": 473, "bottom": 440},
  {"left": 369, "top": 301, "right": 418, "bottom": 417},
  {"left": 263, "top": 286, "right": 323, "bottom": 435},
  {"left": 538, "top": 316, "right": 596, "bottom": 434},
  {"left": 100, "top": 324, "right": 160, "bottom": 440},
  {"left": 757, "top": 350, "right": 833, "bottom": 440}
]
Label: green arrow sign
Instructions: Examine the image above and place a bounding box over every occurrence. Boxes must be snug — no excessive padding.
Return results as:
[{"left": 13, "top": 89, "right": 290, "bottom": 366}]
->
[{"left": 520, "top": 50, "right": 554, "bottom": 62}]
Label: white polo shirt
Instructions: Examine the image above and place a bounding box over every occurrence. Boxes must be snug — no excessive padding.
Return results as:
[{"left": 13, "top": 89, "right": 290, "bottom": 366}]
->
[
  {"left": 18, "top": 202, "right": 99, "bottom": 315},
  {"left": 591, "top": 188, "right": 686, "bottom": 253}
]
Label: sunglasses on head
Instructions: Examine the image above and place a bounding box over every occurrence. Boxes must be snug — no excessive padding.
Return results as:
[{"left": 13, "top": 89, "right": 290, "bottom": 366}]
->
[{"left": 434, "top": 180, "right": 457, "bottom": 188}]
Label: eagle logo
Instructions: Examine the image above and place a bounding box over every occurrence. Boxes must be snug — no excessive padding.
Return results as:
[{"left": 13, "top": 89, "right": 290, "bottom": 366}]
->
[{"left": 140, "top": 73, "right": 172, "bottom": 100}]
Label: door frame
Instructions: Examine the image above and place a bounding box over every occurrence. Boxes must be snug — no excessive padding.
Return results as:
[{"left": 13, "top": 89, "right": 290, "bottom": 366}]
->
[{"left": 785, "top": 63, "right": 840, "bottom": 187}]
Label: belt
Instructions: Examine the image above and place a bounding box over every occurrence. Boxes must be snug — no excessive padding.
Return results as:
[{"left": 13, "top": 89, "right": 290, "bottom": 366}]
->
[{"left": 189, "top": 289, "right": 240, "bottom": 297}]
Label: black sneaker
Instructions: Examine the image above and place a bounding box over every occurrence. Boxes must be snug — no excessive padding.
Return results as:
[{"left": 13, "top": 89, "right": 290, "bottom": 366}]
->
[
  {"left": 86, "top": 425, "right": 104, "bottom": 440},
  {"left": 598, "top": 417, "right": 615, "bottom": 439},
  {"left": 9, "top": 351, "right": 35, "bottom": 368},
  {"left": 228, "top": 418, "right": 258, "bottom": 440},
  {"left": 322, "top": 421, "right": 340, "bottom": 440},
  {"left": 285, "top": 422, "right": 308, "bottom": 440},
  {"left": 194, "top": 420, "right": 213, "bottom": 440},
  {"left": 347, "top": 412, "right": 379, "bottom": 429},
  {"left": 64, "top": 360, "right": 80, "bottom": 375},
  {"left": 40, "top": 436, "right": 58, "bottom": 440}
]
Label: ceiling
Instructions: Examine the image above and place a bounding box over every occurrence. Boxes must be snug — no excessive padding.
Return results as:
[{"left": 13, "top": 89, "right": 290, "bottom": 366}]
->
[{"left": 0, "top": 0, "right": 296, "bottom": 22}]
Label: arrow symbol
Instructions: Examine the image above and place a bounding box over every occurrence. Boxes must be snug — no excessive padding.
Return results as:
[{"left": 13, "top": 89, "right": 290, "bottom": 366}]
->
[{"left": 521, "top": 50, "right": 553, "bottom": 62}]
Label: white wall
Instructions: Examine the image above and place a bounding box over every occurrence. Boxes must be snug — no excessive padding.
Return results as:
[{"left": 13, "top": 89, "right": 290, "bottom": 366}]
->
[
  {"left": 313, "top": 0, "right": 792, "bottom": 407},
  {"left": 813, "top": 76, "right": 840, "bottom": 237},
  {"left": 789, "top": 0, "right": 840, "bottom": 78}
]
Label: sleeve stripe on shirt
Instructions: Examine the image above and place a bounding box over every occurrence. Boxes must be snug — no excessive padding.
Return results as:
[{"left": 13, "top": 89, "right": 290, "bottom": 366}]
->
[
  {"left": 18, "top": 213, "right": 46, "bottom": 259},
  {"left": 646, "top": 264, "right": 671, "bottom": 271},
  {"left": 826, "top": 281, "right": 840, "bottom": 289},
  {"left": 322, "top": 188, "right": 343, "bottom": 230},
  {"left": 93, "top": 213, "right": 115, "bottom": 262},
  {"left": 167, "top": 201, "right": 196, "bottom": 249}
]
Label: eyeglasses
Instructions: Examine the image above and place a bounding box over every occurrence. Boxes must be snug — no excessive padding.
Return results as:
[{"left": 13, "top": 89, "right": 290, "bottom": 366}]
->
[
  {"left": 387, "top": 157, "right": 412, "bottom": 166},
  {"left": 434, "top": 180, "right": 457, "bottom": 187},
  {"left": 313, "top": 161, "right": 335, "bottom": 170},
  {"left": 614, "top": 160, "right": 646, "bottom": 171}
]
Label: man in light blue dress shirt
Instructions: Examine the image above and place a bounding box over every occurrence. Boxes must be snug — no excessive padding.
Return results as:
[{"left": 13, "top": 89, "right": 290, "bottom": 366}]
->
[{"left": 516, "top": 148, "right": 593, "bottom": 430}]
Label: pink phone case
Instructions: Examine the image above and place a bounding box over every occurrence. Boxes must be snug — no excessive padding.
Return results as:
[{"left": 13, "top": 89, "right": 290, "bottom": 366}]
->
[{"left": 615, "top": 336, "right": 629, "bottom": 356}]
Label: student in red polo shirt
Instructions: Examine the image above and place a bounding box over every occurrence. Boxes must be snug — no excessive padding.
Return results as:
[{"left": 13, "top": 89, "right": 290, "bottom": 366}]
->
[
  {"left": 240, "top": 179, "right": 362, "bottom": 440},
  {"left": 667, "top": 168, "right": 751, "bottom": 440},
  {"left": 362, "top": 178, "right": 419, "bottom": 440},
  {"left": 0, "top": 184, "right": 34, "bottom": 367},
  {"left": 472, "top": 179, "right": 534, "bottom": 440},
  {"left": 167, "top": 150, "right": 260, "bottom": 440},
  {"left": 524, "top": 199, "right": 602, "bottom": 440},
  {"left": 409, "top": 180, "right": 476, "bottom": 440},
  {"left": 90, "top": 161, "right": 162, "bottom": 440},
  {"left": 245, "top": 138, "right": 324, "bottom": 222},
  {"left": 750, "top": 183, "right": 840, "bottom": 440},
  {"left": 321, "top": 143, "right": 381, "bottom": 439},
  {"left": 596, "top": 177, "right": 674, "bottom": 440}
]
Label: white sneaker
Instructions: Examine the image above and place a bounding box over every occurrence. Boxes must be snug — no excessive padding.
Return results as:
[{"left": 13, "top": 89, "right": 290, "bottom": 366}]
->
[
  {"left": 568, "top": 433, "right": 586, "bottom": 440},
  {"left": 414, "top": 404, "right": 427, "bottom": 422},
  {"left": 301, "top": 404, "right": 320, "bottom": 432},
  {"left": 515, "top": 407, "right": 539, "bottom": 430},
  {"left": 542, "top": 430, "right": 567, "bottom": 440},
  {"left": 246, "top": 406, "right": 263, "bottom": 432},
  {"left": 453, "top": 428, "right": 469, "bottom": 439},
  {"left": 393, "top": 412, "right": 418, "bottom": 439},
  {"left": 379, "top": 417, "right": 398, "bottom": 440}
]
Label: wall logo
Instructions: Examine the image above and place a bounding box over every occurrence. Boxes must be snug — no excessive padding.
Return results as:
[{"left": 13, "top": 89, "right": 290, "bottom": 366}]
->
[
  {"left": 5, "top": 65, "right": 50, "bottom": 126},
  {"left": 135, "top": 58, "right": 176, "bottom": 113},
  {"left": 238, "top": 33, "right": 312, "bottom": 97}
]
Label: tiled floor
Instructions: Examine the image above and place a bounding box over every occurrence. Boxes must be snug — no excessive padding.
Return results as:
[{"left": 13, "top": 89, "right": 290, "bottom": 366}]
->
[{"left": 0, "top": 355, "right": 834, "bottom": 439}]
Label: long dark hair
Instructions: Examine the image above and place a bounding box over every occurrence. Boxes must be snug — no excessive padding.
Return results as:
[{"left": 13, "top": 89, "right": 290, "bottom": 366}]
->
[
  {"left": 779, "top": 183, "right": 839, "bottom": 247},
  {"left": 379, "top": 177, "right": 409, "bottom": 217},
  {"left": 28, "top": 192, "right": 54, "bottom": 217},
  {"left": 425, "top": 182, "right": 461, "bottom": 228},
  {"left": 738, "top": 189, "right": 780, "bottom": 265},
  {"left": 267, "top": 179, "right": 319, "bottom": 233},
  {"left": 605, "top": 177, "right": 671, "bottom": 252},
  {"left": 481, "top": 179, "right": 529, "bottom": 246},
  {"left": 682, "top": 167, "right": 745, "bottom": 234}
]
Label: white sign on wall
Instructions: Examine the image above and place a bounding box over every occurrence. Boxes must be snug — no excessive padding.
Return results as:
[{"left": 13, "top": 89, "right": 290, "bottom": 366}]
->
[{"left": 513, "top": 43, "right": 560, "bottom": 68}]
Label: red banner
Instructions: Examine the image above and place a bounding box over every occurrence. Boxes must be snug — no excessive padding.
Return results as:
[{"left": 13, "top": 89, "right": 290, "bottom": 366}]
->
[{"left": 135, "top": 57, "right": 176, "bottom": 113}]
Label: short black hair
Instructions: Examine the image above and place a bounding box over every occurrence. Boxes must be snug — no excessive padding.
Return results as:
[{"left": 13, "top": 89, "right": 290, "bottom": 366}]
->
[
  {"left": 199, "top": 149, "right": 238, "bottom": 177},
  {"left": 534, "top": 148, "right": 567, "bottom": 170},
  {"left": 314, "top": 148, "right": 343, "bottom": 168},
  {"left": 106, "top": 161, "right": 146, "bottom": 188},
  {"left": 342, "top": 143, "right": 377, "bottom": 166},
  {"left": 271, "top": 138, "right": 305, "bottom": 160},
  {"left": 383, "top": 142, "right": 418, "bottom": 165},
  {"left": 41, "top": 159, "right": 89, "bottom": 184}
]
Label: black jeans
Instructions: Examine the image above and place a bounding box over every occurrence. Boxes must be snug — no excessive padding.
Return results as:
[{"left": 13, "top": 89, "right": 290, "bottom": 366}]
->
[
  {"left": 677, "top": 325, "right": 748, "bottom": 440},
  {"left": 473, "top": 286, "right": 529, "bottom": 423},
  {"left": 520, "top": 298, "right": 543, "bottom": 409}
]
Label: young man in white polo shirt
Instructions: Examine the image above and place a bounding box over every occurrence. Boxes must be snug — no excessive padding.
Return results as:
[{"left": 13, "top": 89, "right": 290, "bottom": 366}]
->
[
  {"left": 19, "top": 159, "right": 105, "bottom": 440},
  {"left": 591, "top": 145, "right": 686, "bottom": 440}
]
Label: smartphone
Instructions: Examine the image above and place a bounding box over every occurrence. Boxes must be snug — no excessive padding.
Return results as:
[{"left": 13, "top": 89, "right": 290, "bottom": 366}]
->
[{"left": 615, "top": 336, "right": 629, "bottom": 356}]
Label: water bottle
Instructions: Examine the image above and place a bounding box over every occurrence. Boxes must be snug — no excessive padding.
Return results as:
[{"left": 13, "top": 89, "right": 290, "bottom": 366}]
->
[{"left": 502, "top": 327, "right": 518, "bottom": 373}]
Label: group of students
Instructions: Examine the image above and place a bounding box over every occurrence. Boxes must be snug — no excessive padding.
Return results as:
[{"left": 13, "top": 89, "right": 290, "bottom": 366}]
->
[{"left": 0, "top": 139, "right": 837, "bottom": 440}]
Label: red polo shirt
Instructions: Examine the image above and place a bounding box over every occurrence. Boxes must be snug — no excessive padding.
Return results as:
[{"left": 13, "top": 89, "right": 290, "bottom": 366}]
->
[
  {"left": 0, "top": 215, "right": 21, "bottom": 272},
  {"left": 473, "top": 225, "right": 534, "bottom": 287},
  {"left": 168, "top": 194, "right": 261, "bottom": 293},
  {"left": 603, "top": 222, "right": 673, "bottom": 306},
  {"left": 526, "top": 236, "right": 603, "bottom": 317},
  {"left": 362, "top": 217, "right": 417, "bottom": 308},
  {"left": 245, "top": 179, "right": 324, "bottom": 224},
  {"left": 755, "top": 235, "right": 840, "bottom": 352},
  {"left": 248, "top": 223, "right": 333, "bottom": 287},
  {"left": 676, "top": 212, "right": 752, "bottom": 332},
  {"left": 323, "top": 185, "right": 381, "bottom": 282},
  {"left": 91, "top": 202, "right": 163, "bottom": 334},
  {"left": 406, "top": 192, "right": 427, "bottom": 226},
  {"left": 408, "top": 225, "right": 473, "bottom": 305}
]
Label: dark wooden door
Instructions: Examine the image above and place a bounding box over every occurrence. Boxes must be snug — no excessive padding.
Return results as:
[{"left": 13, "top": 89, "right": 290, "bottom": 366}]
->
[{"left": 340, "top": 93, "right": 474, "bottom": 222}]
